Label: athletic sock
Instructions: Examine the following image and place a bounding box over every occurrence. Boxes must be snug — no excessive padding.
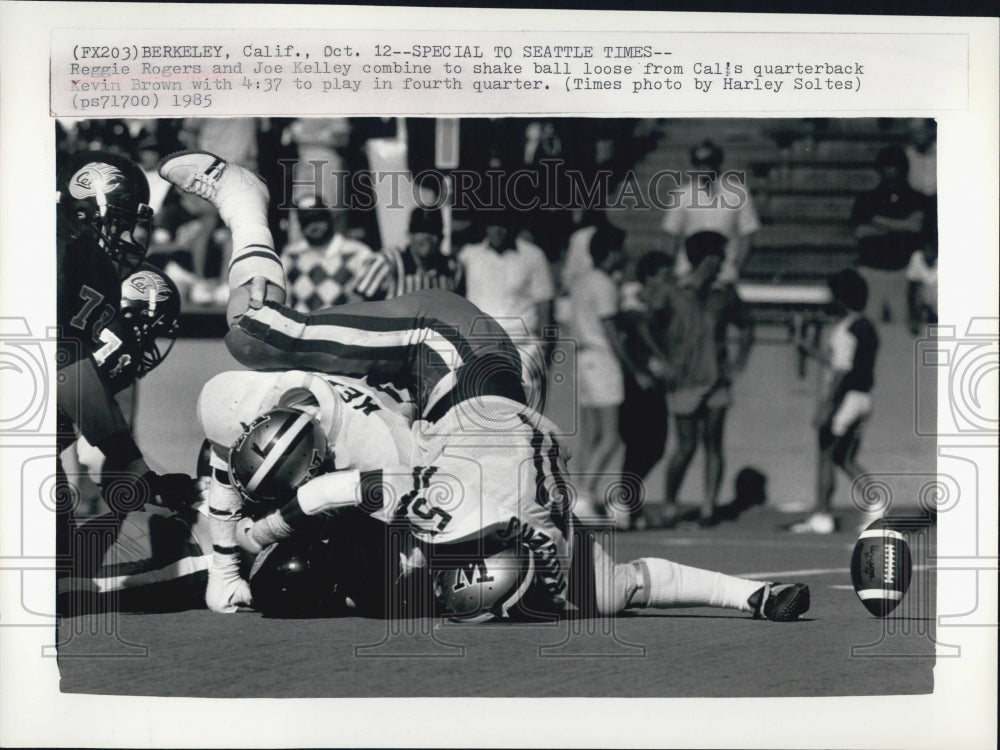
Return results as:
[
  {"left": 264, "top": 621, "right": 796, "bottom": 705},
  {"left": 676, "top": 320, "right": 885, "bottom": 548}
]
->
[
  {"left": 227, "top": 227, "right": 285, "bottom": 292},
  {"left": 629, "top": 557, "right": 760, "bottom": 612}
]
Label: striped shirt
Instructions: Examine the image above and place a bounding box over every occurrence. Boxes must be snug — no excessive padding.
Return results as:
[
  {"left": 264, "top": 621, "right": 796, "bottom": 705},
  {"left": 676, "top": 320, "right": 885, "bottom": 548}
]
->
[{"left": 355, "top": 245, "right": 460, "bottom": 301}]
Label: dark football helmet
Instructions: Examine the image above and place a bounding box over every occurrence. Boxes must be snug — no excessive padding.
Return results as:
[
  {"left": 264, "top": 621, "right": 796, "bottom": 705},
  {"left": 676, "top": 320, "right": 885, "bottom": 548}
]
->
[
  {"left": 95, "top": 264, "right": 181, "bottom": 393},
  {"left": 228, "top": 407, "right": 330, "bottom": 513},
  {"left": 433, "top": 546, "right": 535, "bottom": 622},
  {"left": 56, "top": 150, "right": 153, "bottom": 278},
  {"left": 249, "top": 540, "right": 340, "bottom": 618}
]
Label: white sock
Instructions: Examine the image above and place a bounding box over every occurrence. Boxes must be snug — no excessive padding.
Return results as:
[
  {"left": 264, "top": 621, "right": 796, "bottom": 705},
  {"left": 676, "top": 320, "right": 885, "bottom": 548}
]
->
[
  {"left": 250, "top": 509, "right": 294, "bottom": 548},
  {"left": 213, "top": 172, "right": 285, "bottom": 292},
  {"left": 227, "top": 227, "right": 285, "bottom": 292},
  {"left": 208, "top": 473, "right": 243, "bottom": 551},
  {"left": 630, "top": 557, "right": 760, "bottom": 612}
]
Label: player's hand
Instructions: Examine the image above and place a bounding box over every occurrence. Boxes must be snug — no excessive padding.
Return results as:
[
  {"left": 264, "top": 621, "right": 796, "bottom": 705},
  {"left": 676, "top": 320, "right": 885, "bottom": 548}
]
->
[
  {"left": 146, "top": 472, "right": 197, "bottom": 511},
  {"left": 234, "top": 516, "right": 264, "bottom": 555},
  {"left": 854, "top": 223, "right": 887, "bottom": 239},
  {"left": 101, "top": 470, "right": 193, "bottom": 514},
  {"left": 206, "top": 552, "right": 253, "bottom": 613},
  {"left": 634, "top": 372, "right": 655, "bottom": 391},
  {"left": 226, "top": 277, "right": 286, "bottom": 326}
]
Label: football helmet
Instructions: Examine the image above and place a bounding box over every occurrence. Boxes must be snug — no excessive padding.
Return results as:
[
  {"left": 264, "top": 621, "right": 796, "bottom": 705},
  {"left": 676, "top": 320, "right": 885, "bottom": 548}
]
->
[
  {"left": 95, "top": 264, "right": 181, "bottom": 393},
  {"left": 228, "top": 407, "right": 330, "bottom": 512},
  {"left": 56, "top": 150, "right": 153, "bottom": 277},
  {"left": 433, "top": 546, "right": 535, "bottom": 622},
  {"left": 249, "top": 540, "right": 340, "bottom": 618}
]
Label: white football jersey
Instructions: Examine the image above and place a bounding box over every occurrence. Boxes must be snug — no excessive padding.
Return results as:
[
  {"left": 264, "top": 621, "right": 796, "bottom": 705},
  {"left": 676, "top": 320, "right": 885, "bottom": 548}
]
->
[
  {"left": 301, "top": 396, "right": 574, "bottom": 610},
  {"left": 197, "top": 370, "right": 415, "bottom": 472}
]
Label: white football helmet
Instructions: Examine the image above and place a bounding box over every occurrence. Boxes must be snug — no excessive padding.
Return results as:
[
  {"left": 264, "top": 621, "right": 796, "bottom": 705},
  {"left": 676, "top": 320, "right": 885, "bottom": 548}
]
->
[
  {"left": 228, "top": 407, "right": 330, "bottom": 513},
  {"left": 433, "top": 546, "right": 535, "bottom": 622}
]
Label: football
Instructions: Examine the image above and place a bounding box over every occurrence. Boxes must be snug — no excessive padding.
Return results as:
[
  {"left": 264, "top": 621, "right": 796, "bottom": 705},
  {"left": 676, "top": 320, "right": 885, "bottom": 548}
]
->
[{"left": 850, "top": 520, "right": 913, "bottom": 617}]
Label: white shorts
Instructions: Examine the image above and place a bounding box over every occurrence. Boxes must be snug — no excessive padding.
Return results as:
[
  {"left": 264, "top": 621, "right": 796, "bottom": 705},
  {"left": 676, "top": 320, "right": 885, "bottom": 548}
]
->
[
  {"left": 831, "top": 390, "right": 873, "bottom": 437},
  {"left": 578, "top": 349, "right": 625, "bottom": 408}
]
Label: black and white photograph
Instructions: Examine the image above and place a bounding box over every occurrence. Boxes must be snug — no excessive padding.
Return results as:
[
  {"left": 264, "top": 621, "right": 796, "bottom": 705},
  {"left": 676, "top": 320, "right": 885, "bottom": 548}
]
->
[
  {"left": 1, "top": 4, "right": 997, "bottom": 749},
  {"left": 52, "top": 115, "right": 940, "bottom": 696}
]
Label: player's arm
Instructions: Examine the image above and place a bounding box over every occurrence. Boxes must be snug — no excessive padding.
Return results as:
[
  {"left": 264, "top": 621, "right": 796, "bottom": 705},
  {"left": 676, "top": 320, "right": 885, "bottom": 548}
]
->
[
  {"left": 202, "top": 447, "right": 254, "bottom": 613},
  {"left": 353, "top": 253, "right": 393, "bottom": 302},
  {"left": 813, "top": 325, "right": 855, "bottom": 429},
  {"left": 594, "top": 272, "right": 652, "bottom": 389},
  {"left": 728, "top": 291, "right": 755, "bottom": 376},
  {"left": 528, "top": 247, "right": 556, "bottom": 342},
  {"left": 602, "top": 317, "right": 652, "bottom": 388},
  {"left": 850, "top": 193, "right": 887, "bottom": 239},
  {"left": 813, "top": 370, "right": 848, "bottom": 430},
  {"left": 871, "top": 209, "right": 924, "bottom": 234},
  {"left": 244, "top": 460, "right": 492, "bottom": 553},
  {"left": 58, "top": 354, "right": 194, "bottom": 512},
  {"left": 636, "top": 289, "right": 674, "bottom": 383},
  {"left": 58, "top": 354, "right": 148, "bottom": 479}
]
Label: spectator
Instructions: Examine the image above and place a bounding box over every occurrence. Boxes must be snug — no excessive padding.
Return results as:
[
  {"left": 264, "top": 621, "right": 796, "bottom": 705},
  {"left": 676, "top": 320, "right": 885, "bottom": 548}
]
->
[
  {"left": 283, "top": 118, "right": 352, "bottom": 244},
  {"left": 133, "top": 133, "right": 171, "bottom": 215},
  {"left": 791, "top": 269, "right": 879, "bottom": 535},
  {"left": 156, "top": 188, "right": 231, "bottom": 306},
  {"left": 618, "top": 252, "right": 672, "bottom": 529},
  {"left": 458, "top": 208, "right": 555, "bottom": 411},
  {"left": 560, "top": 208, "right": 612, "bottom": 292},
  {"left": 905, "top": 118, "right": 937, "bottom": 201},
  {"left": 355, "top": 207, "right": 460, "bottom": 300},
  {"left": 850, "top": 145, "right": 925, "bottom": 325},
  {"left": 281, "top": 193, "right": 376, "bottom": 312},
  {"left": 178, "top": 118, "right": 258, "bottom": 172},
  {"left": 661, "top": 140, "right": 761, "bottom": 285},
  {"left": 641, "top": 232, "right": 753, "bottom": 527},
  {"left": 906, "top": 208, "right": 938, "bottom": 335},
  {"left": 569, "top": 225, "right": 652, "bottom": 521}
]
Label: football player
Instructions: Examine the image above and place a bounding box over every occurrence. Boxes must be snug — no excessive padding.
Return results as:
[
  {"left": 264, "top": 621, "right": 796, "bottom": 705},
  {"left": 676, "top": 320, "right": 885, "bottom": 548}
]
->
[
  {"left": 60, "top": 369, "right": 420, "bottom": 615},
  {"left": 58, "top": 266, "right": 196, "bottom": 616},
  {"left": 56, "top": 151, "right": 194, "bottom": 529},
  {"left": 159, "top": 150, "right": 810, "bottom": 622}
]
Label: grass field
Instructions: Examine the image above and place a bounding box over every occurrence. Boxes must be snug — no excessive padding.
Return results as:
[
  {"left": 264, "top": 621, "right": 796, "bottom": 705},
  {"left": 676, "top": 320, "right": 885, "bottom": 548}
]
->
[{"left": 55, "top": 313, "right": 942, "bottom": 703}]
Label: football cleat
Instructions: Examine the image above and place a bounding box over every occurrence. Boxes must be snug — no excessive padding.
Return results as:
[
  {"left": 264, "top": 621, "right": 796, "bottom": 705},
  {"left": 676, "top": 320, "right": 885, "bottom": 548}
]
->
[
  {"left": 157, "top": 149, "right": 269, "bottom": 225},
  {"left": 747, "top": 582, "right": 810, "bottom": 621},
  {"left": 57, "top": 150, "right": 153, "bottom": 277},
  {"left": 789, "top": 512, "right": 836, "bottom": 534}
]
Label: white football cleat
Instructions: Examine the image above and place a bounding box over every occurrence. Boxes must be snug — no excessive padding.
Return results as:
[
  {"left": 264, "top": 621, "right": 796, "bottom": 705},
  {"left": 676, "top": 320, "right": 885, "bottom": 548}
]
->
[
  {"left": 789, "top": 512, "right": 836, "bottom": 534},
  {"left": 158, "top": 150, "right": 269, "bottom": 227}
]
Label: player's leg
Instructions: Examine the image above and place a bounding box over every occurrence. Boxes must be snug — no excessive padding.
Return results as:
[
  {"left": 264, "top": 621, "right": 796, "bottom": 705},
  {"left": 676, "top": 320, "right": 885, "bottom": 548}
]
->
[
  {"left": 833, "top": 423, "right": 878, "bottom": 531},
  {"left": 575, "top": 532, "right": 809, "bottom": 621},
  {"left": 619, "top": 379, "right": 667, "bottom": 528},
  {"left": 790, "top": 426, "right": 837, "bottom": 534},
  {"left": 576, "top": 405, "right": 596, "bottom": 497},
  {"left": 663, "top": 412, "right": 698, "bottom": 525},
  {"left": 224, "top": 290, "right": 525, "bottom": 416},
  {"left": 701, "top": 405, "right": 727, "bottom": 525},
  {"left": 59, "top": 508, "right": 210, "bottom": 614},
  {"left": 517, "top": 339, "right": 547, "bottom": 413},
  {"left": 581, "top": 405, "right": 623, "bottom": 514},
  {"left": 157, "top": 150, "right": 286, "bottom": 316}
]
